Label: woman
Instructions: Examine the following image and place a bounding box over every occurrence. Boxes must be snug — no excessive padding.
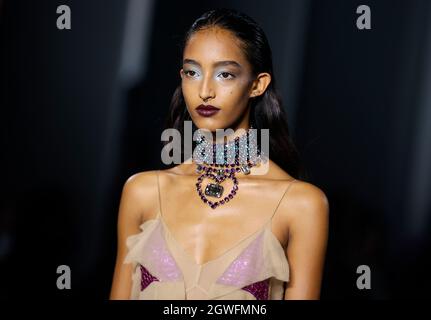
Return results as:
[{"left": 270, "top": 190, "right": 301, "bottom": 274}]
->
[{"left": 110, "top": 8, "right": 329, "bottom": 300}]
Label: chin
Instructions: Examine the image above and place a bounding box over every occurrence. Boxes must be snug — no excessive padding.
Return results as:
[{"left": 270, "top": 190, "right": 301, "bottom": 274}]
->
[{"left": 192, "top": 119, "right": 224, "bottom": 132}]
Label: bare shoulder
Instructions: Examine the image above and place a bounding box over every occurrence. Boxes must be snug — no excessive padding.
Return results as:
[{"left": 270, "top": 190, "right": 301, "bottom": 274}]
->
[
  {"left": 122, "top": 170, "right": 158, "bottom": 195},
  {"left": 120, "top": 170, "right": 162, "bottom": 222},
  {"left": 124, "top": 169, "right": 158, "bottom": 186},
  {"left": 288, "top": 180, "right": 329, "bottom": 212},
  {"left": 266, "top": 159, "right": 327, "bottom": 214},
  {"left": 280, "top": 179, "right": 330, "bottom": 227}
]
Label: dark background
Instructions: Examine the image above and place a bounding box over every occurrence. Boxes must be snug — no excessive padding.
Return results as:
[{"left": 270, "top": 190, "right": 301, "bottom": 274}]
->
[{"left": 1, "top": 0, "right": 430, "bottom": 299}]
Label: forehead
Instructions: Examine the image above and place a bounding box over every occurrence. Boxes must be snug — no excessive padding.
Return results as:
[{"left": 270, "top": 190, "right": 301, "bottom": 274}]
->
[{"left": 183, "top": 27, "right": 249, "bottom": 67}]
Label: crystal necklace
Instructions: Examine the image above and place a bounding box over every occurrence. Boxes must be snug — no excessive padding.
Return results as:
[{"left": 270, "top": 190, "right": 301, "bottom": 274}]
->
[{"left": 193, "top": 127, "right": 263, "bottom": 209}]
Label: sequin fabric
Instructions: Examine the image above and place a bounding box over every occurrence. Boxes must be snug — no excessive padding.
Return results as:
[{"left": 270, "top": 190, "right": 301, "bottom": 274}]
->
[
  {"left": 242, "top": 278, "right": 270, "bottom": 300},
  {"left": 141, "top": 222, "right": 182, "bottom": 281},
  {"left": 140, "top": 264, "right": 159, "bottom": 291},
  {"left": 126, "top": 215, "right": 289, "bottom": 300},
  {"left": 216, "top": 231, "right": 268, "bottom": 299}
]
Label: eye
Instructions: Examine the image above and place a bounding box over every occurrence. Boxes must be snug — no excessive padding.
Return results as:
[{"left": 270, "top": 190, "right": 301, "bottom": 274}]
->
[
  {"left": 184, "top": 70, "right": 199, "bottom": 78},
  {"left": 218, "top": 72, "right": 235, "bottom": 80}
]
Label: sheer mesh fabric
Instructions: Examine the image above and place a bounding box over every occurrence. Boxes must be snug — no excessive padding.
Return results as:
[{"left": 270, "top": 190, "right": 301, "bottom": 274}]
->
[{"left": 123, "top": 171, "right": 296, "bottom": 300}]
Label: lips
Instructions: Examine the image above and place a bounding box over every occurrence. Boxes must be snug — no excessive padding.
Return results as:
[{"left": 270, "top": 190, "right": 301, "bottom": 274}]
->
[{"left": 196, "top": 104, "right": 220, "bottom": 117}]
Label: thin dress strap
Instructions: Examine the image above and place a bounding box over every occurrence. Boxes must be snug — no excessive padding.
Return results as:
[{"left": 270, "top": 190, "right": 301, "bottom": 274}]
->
[
  {"left": 155, "top": 170, "right": 162, "bottom": 219},
  {"left": 269, "top": 178, "right": 297, "bottom": 223}
]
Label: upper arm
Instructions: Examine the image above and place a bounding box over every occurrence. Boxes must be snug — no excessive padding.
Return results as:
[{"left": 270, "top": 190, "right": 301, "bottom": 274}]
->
[
  {"left": 109, "top": 171, "right": 158, "bottom": 300},
  {"left": 283, "top": 182, "right": 329, "bottom": 300}
]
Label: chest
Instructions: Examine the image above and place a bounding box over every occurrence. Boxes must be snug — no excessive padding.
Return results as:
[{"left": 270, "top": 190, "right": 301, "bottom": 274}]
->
[{"left": 156, "top": 175, "right": 291, "bottom": 265}]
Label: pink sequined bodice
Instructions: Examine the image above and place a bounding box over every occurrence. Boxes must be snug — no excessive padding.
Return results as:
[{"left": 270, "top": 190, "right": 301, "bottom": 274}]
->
[{"left": 139, "top": 221, "right": 270, "bottom": 299}]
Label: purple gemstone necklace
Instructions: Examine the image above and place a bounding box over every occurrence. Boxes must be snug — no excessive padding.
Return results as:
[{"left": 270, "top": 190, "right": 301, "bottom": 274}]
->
[{"left": 193, "top": 127, "right": 263, "bottom": 209}]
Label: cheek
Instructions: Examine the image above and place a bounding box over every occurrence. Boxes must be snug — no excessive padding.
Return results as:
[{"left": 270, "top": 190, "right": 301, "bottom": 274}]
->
[
  {"left": 181, "top": 82, "right": 196, "bottom": 105},
  {"left": 221, "top": 82, "right": 249, "bottom": 101},
  {"left": 220, "top": 89, "right": 249, "bottom": 115}
]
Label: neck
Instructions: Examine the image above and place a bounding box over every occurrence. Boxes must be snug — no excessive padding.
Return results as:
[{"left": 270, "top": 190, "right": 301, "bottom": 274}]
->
[
  {"left": 192, "top": 125, "right": 260, "bottom": 167},
  {"left": 208, "top": 126, "right": 252, "bottom": 145}
]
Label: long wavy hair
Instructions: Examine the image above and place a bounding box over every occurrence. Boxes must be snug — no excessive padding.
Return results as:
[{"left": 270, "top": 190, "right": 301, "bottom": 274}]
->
[{"left": 163, "top": 8, "right": 306, "bottom": 180}]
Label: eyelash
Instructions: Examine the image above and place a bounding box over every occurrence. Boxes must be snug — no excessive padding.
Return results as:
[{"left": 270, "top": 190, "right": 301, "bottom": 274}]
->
[{"left": 183, "top": 70, "right": 236, "bottom": 80}]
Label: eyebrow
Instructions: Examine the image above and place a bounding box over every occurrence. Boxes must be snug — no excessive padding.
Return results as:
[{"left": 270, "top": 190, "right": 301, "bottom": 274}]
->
[{"left": 183, "top": 59, "right": 242, "bottom": 68}]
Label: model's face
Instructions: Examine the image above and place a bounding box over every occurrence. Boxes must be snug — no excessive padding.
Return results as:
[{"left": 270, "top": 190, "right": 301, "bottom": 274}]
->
[{"left": 180, "top": 27, "right": 256, "bottom": 133}]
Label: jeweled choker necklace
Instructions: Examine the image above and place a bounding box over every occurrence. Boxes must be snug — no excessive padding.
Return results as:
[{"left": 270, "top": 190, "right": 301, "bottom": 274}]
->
[{"left": 192, "top": 127, "right": 264, "bottom": 209}]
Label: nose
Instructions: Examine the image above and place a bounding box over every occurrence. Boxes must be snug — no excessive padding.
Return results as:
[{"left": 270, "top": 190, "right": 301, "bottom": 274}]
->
[{"left": 199, "top": 75, "right": 215, "bottom": 102}]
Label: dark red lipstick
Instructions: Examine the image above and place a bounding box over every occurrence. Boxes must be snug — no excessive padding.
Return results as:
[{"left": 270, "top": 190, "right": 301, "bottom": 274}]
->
[{"left": 196, "top": 104, "right": 220, "bottom": 117}]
